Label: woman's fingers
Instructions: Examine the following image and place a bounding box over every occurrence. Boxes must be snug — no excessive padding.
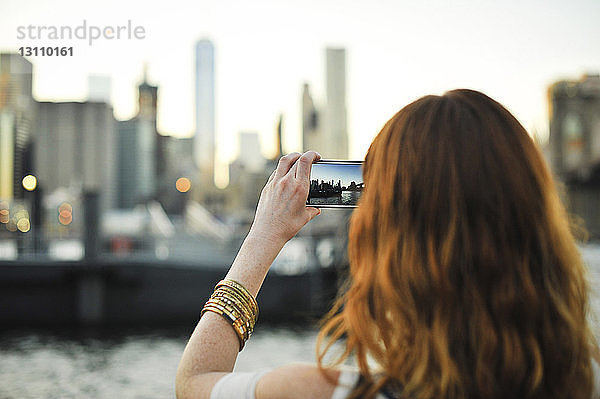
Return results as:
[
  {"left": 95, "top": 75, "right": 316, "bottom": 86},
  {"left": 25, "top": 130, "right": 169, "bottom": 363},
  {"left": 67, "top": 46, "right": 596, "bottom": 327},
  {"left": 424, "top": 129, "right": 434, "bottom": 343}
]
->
[
  {"left": 274, "top": 152, "right": 302, "bottom": 180},
  {"left": 266, "top": 169, "right": 276, "bottom": 185},
  {"left": 295, "top": 151, "right": 321, "bottom": 181},
  {"left": 273, "top": 151, "right": 320, "bottom": 183}
]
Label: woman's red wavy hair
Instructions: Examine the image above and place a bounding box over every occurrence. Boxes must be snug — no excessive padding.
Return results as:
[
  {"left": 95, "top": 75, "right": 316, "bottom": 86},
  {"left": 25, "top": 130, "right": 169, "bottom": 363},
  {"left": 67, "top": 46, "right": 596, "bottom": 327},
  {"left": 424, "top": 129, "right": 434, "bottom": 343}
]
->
[{"left": 317, "top": 89, "right": 595, "bottom": 398}]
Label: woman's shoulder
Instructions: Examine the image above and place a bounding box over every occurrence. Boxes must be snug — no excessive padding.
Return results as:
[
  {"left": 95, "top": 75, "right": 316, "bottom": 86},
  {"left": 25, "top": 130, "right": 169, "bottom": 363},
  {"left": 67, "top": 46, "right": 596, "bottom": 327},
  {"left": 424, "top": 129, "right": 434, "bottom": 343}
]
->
[
  {"left": 255, "top": 365, "right": 395, "bottom": 399},
  {"left": 209, "top": 363, "right": 344, "bottom": 399},
  {"left": 255, "top": 363, "right": 341, "bottom": 399},
  {"left": 254, "top": 364, "right": 403, "bottom": 399}
]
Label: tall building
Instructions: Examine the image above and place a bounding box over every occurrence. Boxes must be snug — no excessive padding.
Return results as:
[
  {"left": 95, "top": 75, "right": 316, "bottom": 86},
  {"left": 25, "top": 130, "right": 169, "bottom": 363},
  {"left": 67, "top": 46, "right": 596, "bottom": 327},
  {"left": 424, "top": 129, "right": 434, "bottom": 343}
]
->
[
  {"left": 195, "top": 39, "right": 216, "bottom": 184},
  {"left": 236, "top": 131, "right": 265, "bottom": 173},
  {"left": 116, "top": 75, "right": 158, "bottom": 208},
  {"left": 226, "top": 132, "right": 268, "bottom": 219},
  {"left": 0, "top": 53, "right": 35, "bottom": 201},
  {"left": 548, "top": 73, "right": 600, "bottom": 238},
  {"left": 324, "top": 48, "right": 348, "bottom": 159},
  {"left": 302, "top": 83, "right": 321, "bottom": 152},
  {"left": 274, "top": 114, "right": 284, "bottom": 159},
  {"left": 301, "top": 49, "right": 349, "bottom": 158},
  {"left": 35, "top": 101, "right": 117, "bottom": 210},
  {"left": 156, "top": 135, "right": 194, "bottom": 214},
  {"left": 548, "top": 74, "right": 600, "bottom": 182}
]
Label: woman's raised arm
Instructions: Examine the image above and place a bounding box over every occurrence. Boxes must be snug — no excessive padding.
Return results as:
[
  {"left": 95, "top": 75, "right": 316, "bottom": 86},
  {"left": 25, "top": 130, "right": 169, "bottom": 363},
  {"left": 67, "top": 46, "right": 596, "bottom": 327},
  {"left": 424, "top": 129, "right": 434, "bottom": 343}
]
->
[{"left": 175, "top": 151, "right": 323, "bottom": 399}]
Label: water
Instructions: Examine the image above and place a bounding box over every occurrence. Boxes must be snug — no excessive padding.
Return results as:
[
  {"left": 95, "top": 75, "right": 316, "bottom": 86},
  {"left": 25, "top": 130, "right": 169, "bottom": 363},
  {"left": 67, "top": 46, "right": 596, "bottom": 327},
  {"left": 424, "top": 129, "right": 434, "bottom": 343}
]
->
[
  {"left": 309, "top": 191, "right": 362, "bottom": 206},
  {"left": 0, "top": 327, "right": 321, "bottom": 399},
  {"left": 0, "top": 246, "right": 599, "bottom": 399}
]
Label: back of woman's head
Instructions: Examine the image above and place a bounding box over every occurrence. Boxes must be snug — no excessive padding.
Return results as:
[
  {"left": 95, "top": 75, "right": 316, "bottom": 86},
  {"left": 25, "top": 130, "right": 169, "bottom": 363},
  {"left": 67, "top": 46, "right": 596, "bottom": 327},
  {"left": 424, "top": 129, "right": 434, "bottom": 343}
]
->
[{"left": 318, "top": 89, "right": 594, "bottom": 399}]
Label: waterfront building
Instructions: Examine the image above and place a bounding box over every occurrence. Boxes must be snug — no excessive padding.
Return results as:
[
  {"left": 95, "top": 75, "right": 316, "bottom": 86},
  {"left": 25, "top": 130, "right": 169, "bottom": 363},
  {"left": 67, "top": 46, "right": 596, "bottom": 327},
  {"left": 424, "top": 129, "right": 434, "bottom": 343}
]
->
[
  {"left": 116, "top": 74, "right": 158, "bottom": 209},
  {"left": 156, "top": 135, "right": 194, "bottom": 214},
  {"left": 226, "top": 131, "right": 268, "bottom": 218},
  {"left": 36, "top": 101, "right": 117, "bottom": 211},
  {"left": 0, "top": 53, "right": 35, "bottom": 201},
  {"left": 548, "top": 74, "right": 600, "bottom": 182},
  {"left": 548, "top": 73, "right": 600, "bottom": 237},
  {"left": 302, "top": 83, "right": 321, "bottom": 152},
  {"left": 301, "top": 48, "right": 348, "bottom": 158}
]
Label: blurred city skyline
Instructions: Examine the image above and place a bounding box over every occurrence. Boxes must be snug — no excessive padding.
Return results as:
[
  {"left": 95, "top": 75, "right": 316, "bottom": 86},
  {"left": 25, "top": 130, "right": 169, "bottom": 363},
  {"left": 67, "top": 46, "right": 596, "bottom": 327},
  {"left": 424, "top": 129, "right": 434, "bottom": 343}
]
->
[{"left": 1, "top": 0, "right": 599, "bottom": 188}]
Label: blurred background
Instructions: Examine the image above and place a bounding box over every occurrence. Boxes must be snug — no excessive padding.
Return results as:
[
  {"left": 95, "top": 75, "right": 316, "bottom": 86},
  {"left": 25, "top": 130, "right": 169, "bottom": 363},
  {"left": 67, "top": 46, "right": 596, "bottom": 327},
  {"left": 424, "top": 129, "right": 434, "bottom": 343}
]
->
[{"left": 0, "top": 0, "right": 599, "bottom": 397}]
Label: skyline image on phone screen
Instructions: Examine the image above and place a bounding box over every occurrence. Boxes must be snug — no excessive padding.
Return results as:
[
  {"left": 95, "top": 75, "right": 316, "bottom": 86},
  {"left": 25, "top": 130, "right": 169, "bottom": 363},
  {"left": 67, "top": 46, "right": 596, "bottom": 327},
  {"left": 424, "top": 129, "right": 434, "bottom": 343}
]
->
[{"left": 307, "top": 160, "right": 364, "bottom": 208}]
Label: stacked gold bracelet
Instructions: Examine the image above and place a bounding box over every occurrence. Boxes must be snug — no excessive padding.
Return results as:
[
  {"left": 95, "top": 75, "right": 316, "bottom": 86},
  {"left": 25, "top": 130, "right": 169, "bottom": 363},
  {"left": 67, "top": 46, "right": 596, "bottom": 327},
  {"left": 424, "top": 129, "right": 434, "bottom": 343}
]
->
[{"left": 201, "top": 279, "right": 259, "bottom": 351}]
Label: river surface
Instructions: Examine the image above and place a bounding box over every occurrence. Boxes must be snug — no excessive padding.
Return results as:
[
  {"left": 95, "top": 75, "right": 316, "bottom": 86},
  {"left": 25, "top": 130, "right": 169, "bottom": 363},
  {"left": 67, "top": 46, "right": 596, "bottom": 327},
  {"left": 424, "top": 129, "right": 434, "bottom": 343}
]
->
[
  {"left": 1, "top": 245, "right": 599, "bottom": 399},
  {"left": 0, "top": 326, "right": 321, "bottom": 399},
  {"left": 309, "top": 191, "right": 362, "bottom": 206}
]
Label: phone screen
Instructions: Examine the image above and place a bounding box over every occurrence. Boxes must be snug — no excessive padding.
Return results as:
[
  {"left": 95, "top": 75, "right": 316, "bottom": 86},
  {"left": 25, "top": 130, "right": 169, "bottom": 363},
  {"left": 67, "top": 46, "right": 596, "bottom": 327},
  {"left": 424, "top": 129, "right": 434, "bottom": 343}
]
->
[{"left": 307, "top": 160, "right": 364, "bottom": 208}]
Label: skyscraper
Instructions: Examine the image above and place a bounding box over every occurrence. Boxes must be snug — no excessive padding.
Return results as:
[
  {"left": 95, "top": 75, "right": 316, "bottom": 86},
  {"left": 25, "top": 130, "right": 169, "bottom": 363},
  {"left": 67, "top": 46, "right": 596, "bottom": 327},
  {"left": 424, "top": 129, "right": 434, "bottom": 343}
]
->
[
  {"left": 324, "top": 48, "right": 348, "bottom": 159},
  {"left": 548, "top": 73, "right": 600, "bottom": 238},
  {"left": 275, "top": 114, "right": 284, "bottom": 158},
  {"left": 195, "top": 39, "right": 215, "bottom": 184},
  {"left": 35, "top": 100, "right": 117, "bottom": 210},
  {"left": 0, "top": 53, "right": 35, "bottom": 201},
  {"left": 116, "top": 74, "right": 158, "bottom": 208},
  {"left": 548, "top": 74, "right": 600, "bottom": 182},
  {"left": 302, "top": 83, "right": 321, "bottom": 152},
  {"left": 301, "top": 49, "right": 349, "bottom": 158}
]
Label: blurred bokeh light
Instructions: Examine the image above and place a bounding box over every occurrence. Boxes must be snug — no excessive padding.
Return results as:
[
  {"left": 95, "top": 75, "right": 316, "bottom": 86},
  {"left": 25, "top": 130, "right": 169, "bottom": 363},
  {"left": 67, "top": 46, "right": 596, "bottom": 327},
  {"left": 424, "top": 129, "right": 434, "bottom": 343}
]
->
[
  {"left": 58, "top": 202, "right": 73, "bottom": 225},
  {"left": 22, "top": 175, "right": 37, "bottom": 191},
  {"left": 175, "top": 177, "right": 191, "bottom": 193}
]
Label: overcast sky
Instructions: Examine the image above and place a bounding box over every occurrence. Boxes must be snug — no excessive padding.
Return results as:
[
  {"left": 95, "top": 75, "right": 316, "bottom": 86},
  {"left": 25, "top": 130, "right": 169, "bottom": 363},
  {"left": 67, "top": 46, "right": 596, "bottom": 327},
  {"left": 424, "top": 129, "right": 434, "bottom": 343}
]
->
[{"left": 1, "top": 0, "right": 599, "bottom": 186}]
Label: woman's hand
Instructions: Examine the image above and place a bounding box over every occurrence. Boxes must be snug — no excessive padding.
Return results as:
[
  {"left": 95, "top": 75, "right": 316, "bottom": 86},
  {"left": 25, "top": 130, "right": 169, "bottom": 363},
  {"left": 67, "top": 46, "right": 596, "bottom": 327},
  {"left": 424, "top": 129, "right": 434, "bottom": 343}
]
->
[{"left": 248, "top": 151, "right": 322, "bottom": 248}]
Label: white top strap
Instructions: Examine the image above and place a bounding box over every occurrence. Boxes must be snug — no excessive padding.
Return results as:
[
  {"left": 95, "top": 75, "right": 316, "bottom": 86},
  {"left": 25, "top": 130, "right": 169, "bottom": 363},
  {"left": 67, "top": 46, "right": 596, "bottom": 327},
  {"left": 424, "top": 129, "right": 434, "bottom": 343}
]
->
[
  {"left": 331, "top": 369, "right": 390, "bottom": 399},
  {"left": 330, "top": 368, "right": 360, "bottom": 399},
  {"left": 209, "top": 370, "right": 269, "bottom": 399}
]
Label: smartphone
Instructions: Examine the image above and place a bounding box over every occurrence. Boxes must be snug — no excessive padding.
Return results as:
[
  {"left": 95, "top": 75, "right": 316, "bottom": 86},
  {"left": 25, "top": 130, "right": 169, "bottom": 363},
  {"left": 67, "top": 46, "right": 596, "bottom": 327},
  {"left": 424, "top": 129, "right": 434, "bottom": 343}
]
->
[{"left": 307, "top": 160, "right": 364, "bottom": 208}]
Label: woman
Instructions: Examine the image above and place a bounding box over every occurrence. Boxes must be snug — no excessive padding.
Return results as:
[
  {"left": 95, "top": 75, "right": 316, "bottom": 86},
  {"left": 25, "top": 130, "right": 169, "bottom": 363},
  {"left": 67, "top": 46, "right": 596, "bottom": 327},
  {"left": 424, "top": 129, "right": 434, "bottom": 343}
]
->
[{"left": 176, "top": 89, "right": 600, "bottom": 398}]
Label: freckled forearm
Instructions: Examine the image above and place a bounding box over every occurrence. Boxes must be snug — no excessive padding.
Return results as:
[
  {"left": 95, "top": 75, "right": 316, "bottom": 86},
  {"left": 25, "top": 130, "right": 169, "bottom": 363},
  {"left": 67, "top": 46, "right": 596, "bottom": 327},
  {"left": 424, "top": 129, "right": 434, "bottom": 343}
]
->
[
  {"left": 224, "top": 230, "right": 286, "bottom": 297},
  {"left": 177, "top": 313, "right": 238, "bottom": 374},
  {"left": 177, "top": 231, "right": 283, "bottom": 383}
]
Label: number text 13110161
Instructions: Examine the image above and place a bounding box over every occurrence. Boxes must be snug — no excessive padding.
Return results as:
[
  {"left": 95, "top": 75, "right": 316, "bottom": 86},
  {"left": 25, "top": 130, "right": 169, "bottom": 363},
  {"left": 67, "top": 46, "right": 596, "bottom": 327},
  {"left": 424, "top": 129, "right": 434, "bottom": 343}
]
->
[{"left": 19, "top": 47, "right": 73, "bottom": 56}]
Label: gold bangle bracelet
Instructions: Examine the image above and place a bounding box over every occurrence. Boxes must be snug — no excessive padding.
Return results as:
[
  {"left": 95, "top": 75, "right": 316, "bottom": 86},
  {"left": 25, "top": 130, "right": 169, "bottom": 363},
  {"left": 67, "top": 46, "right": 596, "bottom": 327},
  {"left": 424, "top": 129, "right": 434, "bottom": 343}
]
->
[
  {"left": 211, "top": 287, "right": 257, "bottom": 330},
  {"left": 200, "top": 279, "right": 260, "bottom": 352},
  {"left": 201, "top": 303, "right": 246, "bottom": 350},
  {"left": 210, "top": 291, "right": 253, "bottom": 323},
  {"left": 205, "top": 297, "right": 251, "bottom": 342},
  {"left": 213, "top": 287, "right": 256, "bottom": 321},
  {"left": 211, "top": 288, "right": 257, "bottom": 325},
  {"left": 216, "top": 280, "right": 259, "bottom": 316},
  {"left": 211, "top": 297, "right": 252, "bottom": 341}
]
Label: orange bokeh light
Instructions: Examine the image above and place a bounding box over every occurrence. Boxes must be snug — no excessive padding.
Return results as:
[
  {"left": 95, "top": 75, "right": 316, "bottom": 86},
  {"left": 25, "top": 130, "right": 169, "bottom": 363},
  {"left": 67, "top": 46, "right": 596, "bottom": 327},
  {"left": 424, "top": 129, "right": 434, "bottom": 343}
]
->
[
  {"left": 0, "top": 209, "right": 9, "bottom": 224},
  {"left": 175, "top": 177, "right": 191, "bottom": 193},
  {"left": 59, "top": 202, "right": 72, "bottom": 213},
  {"left": 59, "top": 213, "right": 72, "bottom": 225},
  {"left": 58, "top": 202, "right": 73, "bottom": 225}
]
